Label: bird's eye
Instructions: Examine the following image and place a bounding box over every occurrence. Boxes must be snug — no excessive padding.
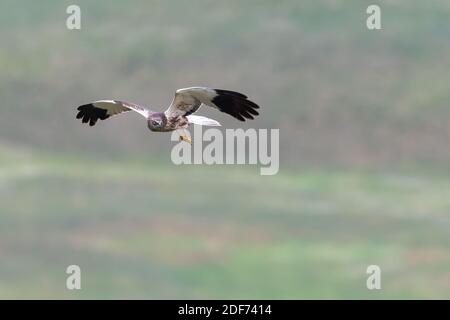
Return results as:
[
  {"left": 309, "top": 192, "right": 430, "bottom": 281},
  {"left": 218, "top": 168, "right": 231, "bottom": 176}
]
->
[{"left": 152, "top": 121, "right": 158, "bottom": 126}]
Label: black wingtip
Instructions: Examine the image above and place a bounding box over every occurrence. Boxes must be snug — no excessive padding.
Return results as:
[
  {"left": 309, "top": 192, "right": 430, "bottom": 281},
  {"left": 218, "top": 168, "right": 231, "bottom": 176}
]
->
[
  {"left": 214, "top": 89, "right": 248, "bottom": 99},
  {"left": 212, "top": 89, "right": 260, "bottom": 122},
  {"left": 76, "top": 103, "right": 109, "bottom": 126}
]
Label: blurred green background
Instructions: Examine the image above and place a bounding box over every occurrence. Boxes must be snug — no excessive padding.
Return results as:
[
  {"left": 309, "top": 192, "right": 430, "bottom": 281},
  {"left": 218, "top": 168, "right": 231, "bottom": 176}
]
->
[{"left": 1, "top": 0, "right": 450, "bottom": 299}]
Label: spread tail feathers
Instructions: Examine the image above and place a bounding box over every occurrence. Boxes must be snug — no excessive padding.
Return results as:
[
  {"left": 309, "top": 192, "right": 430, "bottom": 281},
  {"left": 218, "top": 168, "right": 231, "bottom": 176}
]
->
[{"left": 186, "top": 115, "right": 221, "bottom": 126}]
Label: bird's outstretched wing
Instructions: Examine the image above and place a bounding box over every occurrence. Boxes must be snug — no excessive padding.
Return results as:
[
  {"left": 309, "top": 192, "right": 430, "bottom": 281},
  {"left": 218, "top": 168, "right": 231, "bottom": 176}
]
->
[
  {"left": 164, "top": 87, "right": 260, "bottom": 122},
  {"left": 76, "top": 100, "right": 151, "bottom": 126}
]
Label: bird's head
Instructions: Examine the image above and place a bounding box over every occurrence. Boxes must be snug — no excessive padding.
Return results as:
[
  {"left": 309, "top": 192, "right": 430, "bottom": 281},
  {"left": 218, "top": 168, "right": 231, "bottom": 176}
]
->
[{"left": 147, "top": 112, "right": 166, "bottom": 131}]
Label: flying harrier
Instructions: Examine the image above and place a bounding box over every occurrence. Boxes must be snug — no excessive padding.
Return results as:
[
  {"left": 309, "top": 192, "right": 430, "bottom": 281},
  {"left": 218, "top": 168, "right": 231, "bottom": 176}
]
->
[{"left": 76, "top": 87, "right": 260, "bottom": 143}]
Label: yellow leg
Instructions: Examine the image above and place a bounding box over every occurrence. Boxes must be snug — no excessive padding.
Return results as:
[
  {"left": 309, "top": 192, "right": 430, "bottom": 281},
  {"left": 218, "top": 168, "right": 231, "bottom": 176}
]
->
[{"left": 178, "top": 129, "right": 192, "bottom": 144}]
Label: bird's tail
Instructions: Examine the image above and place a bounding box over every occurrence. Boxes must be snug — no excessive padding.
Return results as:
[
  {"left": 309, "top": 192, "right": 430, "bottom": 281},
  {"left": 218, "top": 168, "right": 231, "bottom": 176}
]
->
[{"left": 186, "top": 115, "right": 221, "bottom": 126}]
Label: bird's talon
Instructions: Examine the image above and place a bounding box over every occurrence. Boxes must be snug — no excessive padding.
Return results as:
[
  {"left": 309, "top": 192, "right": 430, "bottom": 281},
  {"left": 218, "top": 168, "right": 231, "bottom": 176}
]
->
[{"left": 179, "top": 135, "right": 192, "bottom": 144}]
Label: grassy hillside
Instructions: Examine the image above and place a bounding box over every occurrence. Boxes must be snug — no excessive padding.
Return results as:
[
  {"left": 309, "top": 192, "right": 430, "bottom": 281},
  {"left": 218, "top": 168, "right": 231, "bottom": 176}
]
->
[
  {"left": 1, "top": 1, "right": 450, "bottom": 299},
  {"left": 1, "top": 0, "right": 450, "bottom": 167},
  {"left": 1, "top": 144, "right": 450, "bottom": 298}
]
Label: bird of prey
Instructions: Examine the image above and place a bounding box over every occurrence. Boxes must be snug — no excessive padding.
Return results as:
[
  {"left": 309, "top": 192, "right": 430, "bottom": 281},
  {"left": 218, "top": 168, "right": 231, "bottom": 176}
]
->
[{"left": 76, "top": 87, "right": 260, "bottom": 144}]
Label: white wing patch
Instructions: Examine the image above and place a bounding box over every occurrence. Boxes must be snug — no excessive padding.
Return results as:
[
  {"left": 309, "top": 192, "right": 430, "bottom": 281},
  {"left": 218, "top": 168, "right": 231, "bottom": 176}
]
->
[
  {"left": 176, "top": 87, "right": 218, "bottom": 102},
  {"left": 92, "top": 100, "right": 151, "bottom": 118},
  {"left": 186, "top": 115, "right": 221, "bottom": 126},
  {"left": 93, "top": 100, "right": 127, "bottom": 116}
]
